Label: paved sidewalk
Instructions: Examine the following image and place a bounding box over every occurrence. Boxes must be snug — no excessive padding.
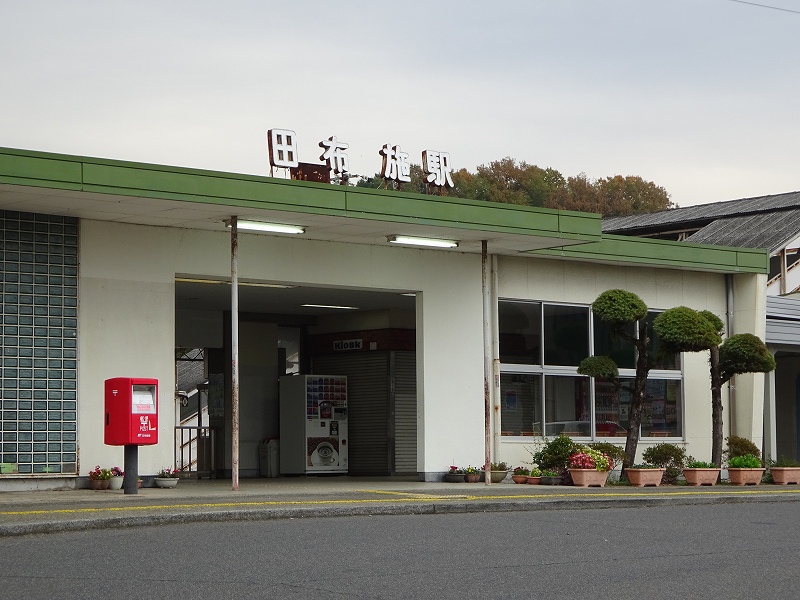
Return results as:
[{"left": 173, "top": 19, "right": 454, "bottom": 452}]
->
[{"left": 1, "top": 477, "right": 799, "bottom": 537}]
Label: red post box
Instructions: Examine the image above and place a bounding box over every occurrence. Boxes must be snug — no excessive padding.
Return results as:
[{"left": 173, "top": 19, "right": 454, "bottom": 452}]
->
[{"left": 104, "top": 377, "right": 159, "bottom": 446}]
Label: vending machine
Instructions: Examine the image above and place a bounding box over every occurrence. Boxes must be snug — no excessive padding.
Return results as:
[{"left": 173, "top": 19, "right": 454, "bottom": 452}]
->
[{"left": 279, "top": 375, "right": 348, "bottom": 474}]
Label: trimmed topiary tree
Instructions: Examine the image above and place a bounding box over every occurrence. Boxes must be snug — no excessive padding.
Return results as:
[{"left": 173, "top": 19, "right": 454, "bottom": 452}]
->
[
  {"left": 578, "top": 289, "right": 650, "bottom": 472},
  {"left": 653, "top": 307, "right": 775, "bottom": 467}
]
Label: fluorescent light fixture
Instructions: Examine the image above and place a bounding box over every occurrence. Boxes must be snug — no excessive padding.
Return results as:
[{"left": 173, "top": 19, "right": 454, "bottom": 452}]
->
[
  {"left": 175, "top": 277, "right": 295, "bottom": 289},
  {"left": 301, "top": 304, "right": 359, "bottom": 310},
  {"left": 226, "top": 220, "right": 305, "bottom": 235},
  {"left": 388, "top": 235, "right": 458, "bottom": 248}
]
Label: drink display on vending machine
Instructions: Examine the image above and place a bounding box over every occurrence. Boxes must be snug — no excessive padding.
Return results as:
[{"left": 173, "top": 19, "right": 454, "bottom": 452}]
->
[{"left": 279, "top": 375, "right": 348, "bottom": 475}]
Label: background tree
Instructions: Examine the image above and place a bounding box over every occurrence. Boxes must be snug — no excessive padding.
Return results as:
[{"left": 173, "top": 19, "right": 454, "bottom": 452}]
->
[
  {"left": 577, "top": 289, "right": 651, "bottom": 471},
  {"left": 597, "top": 175, "right": 676, "bottom": 216},
  {"left": 355, "top": 164, "right": 428, "bottom": 194},
  {"left": 653, "top": 307, "right": 775, "bottom": 467},
  {"left": 354, "top": 155, "right": 674, "bottom": 216},
  {"left": 451, "top": 157, "right": 563, "bottom": 207}
]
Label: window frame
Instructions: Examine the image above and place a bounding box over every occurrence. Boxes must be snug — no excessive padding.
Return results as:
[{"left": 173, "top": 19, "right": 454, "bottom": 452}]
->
[{"left": 498, "top": 298, "right": 684, "bottom": 441}]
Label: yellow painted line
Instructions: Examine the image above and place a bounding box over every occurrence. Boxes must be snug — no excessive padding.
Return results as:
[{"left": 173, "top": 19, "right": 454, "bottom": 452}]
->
[
  {"left": 0, "top": 487, "right": 798, "bottom": 517},
  {"left": 359, "top": 489, "right": 468, "bottom": 499}
]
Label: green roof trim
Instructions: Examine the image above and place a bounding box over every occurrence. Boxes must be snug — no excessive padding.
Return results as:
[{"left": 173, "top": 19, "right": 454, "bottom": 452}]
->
[
  {"left": 0, "top": 147, "right": 600, "bottom": 241},
  {"left": 0, "top": 147, "right": 768, "bottom": 274},
  {"left": 530, "top": 233, "right": 768, "bottom": 274}
]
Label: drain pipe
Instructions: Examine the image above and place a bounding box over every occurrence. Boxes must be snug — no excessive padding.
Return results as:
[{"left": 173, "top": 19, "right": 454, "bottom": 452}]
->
[
  {"left": 491, "top": 254, "right": 501, "bottom": 462},
  {"left": 726, "top": 273, "right": 736, "bottom": 435},
  {"left": 482, "top": 241, "right": 492, "bottom": 485},
  {"left": 230, "top": 216, "right": 240, "bottom": 491}
]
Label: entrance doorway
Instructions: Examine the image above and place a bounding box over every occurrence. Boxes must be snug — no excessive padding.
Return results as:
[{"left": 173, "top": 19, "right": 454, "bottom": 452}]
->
[{"left": 174, "top": 278, "right": 418, "bottom": 477}]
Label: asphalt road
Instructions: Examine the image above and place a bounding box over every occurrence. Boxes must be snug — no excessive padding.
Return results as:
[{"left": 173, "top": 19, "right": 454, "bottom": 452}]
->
[{"left": 1, "top": 502, "right": 797, "bottom": 599}]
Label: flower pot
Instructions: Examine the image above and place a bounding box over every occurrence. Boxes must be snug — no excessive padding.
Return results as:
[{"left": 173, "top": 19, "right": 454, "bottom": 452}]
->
[
  {"left": 727, "top": 468, "right": 765, "bottom": 486},
  {"left": 109, "top": 476, "right": 124, "bottom": 490},
  {"left": 770, "top": 467, "right": 800, "bottom": 485},
  {"left": 464, "top": 473, "right": 480, "bottom": 483},
  {"left": 683, "top": 468, "right": 720, "bottom": 486},
  {"left": 89, "top": 479, "right": 104, "bottom": 490},
  {"left": 526, "top": 476, "right": 541, "bottom": 485},
  {"left": 155, "top": 477, "right": 179, "bottom": 488},
  {"left": 626, "top": 468, "right": 665, "bottom": 487},
  {"left": 511, "top": 474, "right": 529, "bottom": 484},
  {"left": 444, "top": 473, "right": 465, "bottom": 483},
  {"left": 569, "top": 468, "right": 609, "bottom": 487},
  {"left": 481, "top": 470, "right": 508, "bottom": 483}
]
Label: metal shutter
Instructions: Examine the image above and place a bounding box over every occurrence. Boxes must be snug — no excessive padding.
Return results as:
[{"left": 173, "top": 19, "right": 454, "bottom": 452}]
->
[
  {"left": 391, "top": 351, "right": 418, "bottom": 474},
  {"left": 312, "top": 353, "right": 390, "bottom": 475}
]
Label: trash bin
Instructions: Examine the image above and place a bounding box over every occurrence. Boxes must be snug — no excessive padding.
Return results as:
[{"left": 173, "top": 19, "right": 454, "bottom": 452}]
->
[
  {"left": 258, "top": 440, "right": 270, "bottom": 477},
  {"left": 259, "top": 439, "right": 280, "bottom": 477}
]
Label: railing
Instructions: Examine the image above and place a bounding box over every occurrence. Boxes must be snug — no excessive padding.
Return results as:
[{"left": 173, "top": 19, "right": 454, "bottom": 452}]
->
[{"left": 175, "top": 425, "right": 216, "bottom": 479}]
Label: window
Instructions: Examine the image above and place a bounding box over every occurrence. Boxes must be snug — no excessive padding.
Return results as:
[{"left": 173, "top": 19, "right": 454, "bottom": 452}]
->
[
  {"left": 645, "top": 311, "right": 679, "bottom": 370},
  {"left": 543, "top": 304, "right": 589, "bottom": 366},
  {"left": 593, "top": 378, "right": 682, "bottom": 438},
  {"left": 498, "top": 302, "right": 540, "bottom": 364},
  {"left": 543, "top": 375, "right": 590, "bottom": 436},
  {"left": 499, "top": 299, "right": 683, "bottom": 440},
  {"left": 499, "top": 373, "right": 541, "bottom": 436}
]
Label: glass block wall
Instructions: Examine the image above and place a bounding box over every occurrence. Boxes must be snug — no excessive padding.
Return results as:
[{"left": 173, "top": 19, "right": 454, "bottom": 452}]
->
[{"left": 1, "top": 211, "right": 78, "bottom": 475}]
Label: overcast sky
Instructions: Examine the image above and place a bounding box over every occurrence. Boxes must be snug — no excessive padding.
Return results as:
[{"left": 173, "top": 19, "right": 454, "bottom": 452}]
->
[{"left": 1, "top": 1, "right": 798, "bottom": 207}]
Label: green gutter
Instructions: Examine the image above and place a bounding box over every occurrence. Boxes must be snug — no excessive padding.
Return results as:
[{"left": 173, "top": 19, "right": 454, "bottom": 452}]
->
[{"left": 531, "top": 233, "right": 768, "bottom": 274}]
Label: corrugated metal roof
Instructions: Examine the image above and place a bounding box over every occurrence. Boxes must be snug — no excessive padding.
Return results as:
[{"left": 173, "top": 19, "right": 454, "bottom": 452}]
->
[
  {"left": 683, "top": 209, "right": 800, "bottom": 253},
  {"left": 603, "top": 190, "right": 800, "bottom": 233}
]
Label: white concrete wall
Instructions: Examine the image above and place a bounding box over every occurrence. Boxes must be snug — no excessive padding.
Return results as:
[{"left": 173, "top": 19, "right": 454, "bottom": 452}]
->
[
  {"left": 78, "top": 219, "right": 766, "bottom": 478},
  {"left": 731, "top": 272, "right": 768, "bottom": 446},
  {"left": 494, "top": 255, "right": 763, "bottom": 468},
  {"left": 79, "top": 220, "right": 484, "bottom": 477}
]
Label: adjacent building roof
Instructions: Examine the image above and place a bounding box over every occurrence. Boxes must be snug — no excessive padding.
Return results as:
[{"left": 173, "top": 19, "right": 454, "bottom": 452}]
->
[{"left": 603, "top": 191, "right": 800, "bottom": 253}]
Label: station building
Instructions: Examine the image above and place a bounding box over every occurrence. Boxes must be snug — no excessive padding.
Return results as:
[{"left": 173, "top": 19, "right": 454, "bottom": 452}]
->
[{"left": 0, "top": 147, "right": 768, "bottom": 489}]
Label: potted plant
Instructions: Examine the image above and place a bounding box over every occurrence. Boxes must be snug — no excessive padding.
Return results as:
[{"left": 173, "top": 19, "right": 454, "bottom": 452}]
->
[
  {"left": 155, "top": 467, "right": 180, "bottom": 488},
  {"left": 539, "top": 469, "right": 561, "bottom": 485},
  {"left": 463, "top": 465, "right": 480, "bottom": 483},
  {"left": 511, "top": 466, "right": 530, "bottom": 484},
  {"left": 444, "top": 465, "right": 465, "bottom": 483},
  {"left": 727, "top": 454, "right": 764, "bottom": 485},
  {"left": 526, "top": 467, "right": 542, "bottom": 485},
  {"left": 642, "top": 443, "right": 687, "bottom": 484},
  {"left": 527, "top": 435, "right": 578, "bottom": 484},
  {"left": 88, "top": 465, "right": 112, "bottom": 490},
  {"left": 482, "top": 461, "right": 509, "bottom": 483},
  {"left": 568, "top": 447, "right": 612, "bottom": 487},
  {"left": 109, "top": 466, "right": 124, "bottom": 490},
  {"left": 683, "top": 460, "right": 721, "bottom": 486},
  {"left": 625, "top": 464, "right": 666, "bottom": 487},
  {"left": 770, "top": 456, "right": 800, "bottom": 485}
]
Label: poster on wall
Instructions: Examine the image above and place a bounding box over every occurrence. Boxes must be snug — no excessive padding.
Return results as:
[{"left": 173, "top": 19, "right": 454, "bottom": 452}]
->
[
  {"left": 505, "top": 390, "right": 518, "bottom": 411},
  {"left": 208, "top": 373, "right": 224, "bottom": 418}
]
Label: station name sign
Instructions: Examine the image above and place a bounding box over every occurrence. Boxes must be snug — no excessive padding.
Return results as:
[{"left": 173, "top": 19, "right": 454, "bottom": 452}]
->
[{"left": 268, "top": 128, "right": 454, "bottom": 188}]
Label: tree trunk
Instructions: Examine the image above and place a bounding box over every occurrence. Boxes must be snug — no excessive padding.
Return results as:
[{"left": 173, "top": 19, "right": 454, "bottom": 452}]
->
[
  {"left": 710, "top": 345, "right": 723, "bottom": 467},
  {"left": 623, "top": 320, "right": 651, "bottom": 473},
  {"left": 623, "top": 384, "right": 646, "bottom": 471}
]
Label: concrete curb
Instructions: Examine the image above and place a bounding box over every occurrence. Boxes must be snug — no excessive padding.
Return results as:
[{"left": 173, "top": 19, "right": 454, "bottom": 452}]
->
[{"left": 3, "top": 489, "right": 799, "bottom": 537}]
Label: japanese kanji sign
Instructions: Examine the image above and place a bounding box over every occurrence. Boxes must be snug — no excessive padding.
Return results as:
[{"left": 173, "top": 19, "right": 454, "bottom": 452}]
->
[{"left": 267, "top": 128, "right": 454, "bottom": 189}]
